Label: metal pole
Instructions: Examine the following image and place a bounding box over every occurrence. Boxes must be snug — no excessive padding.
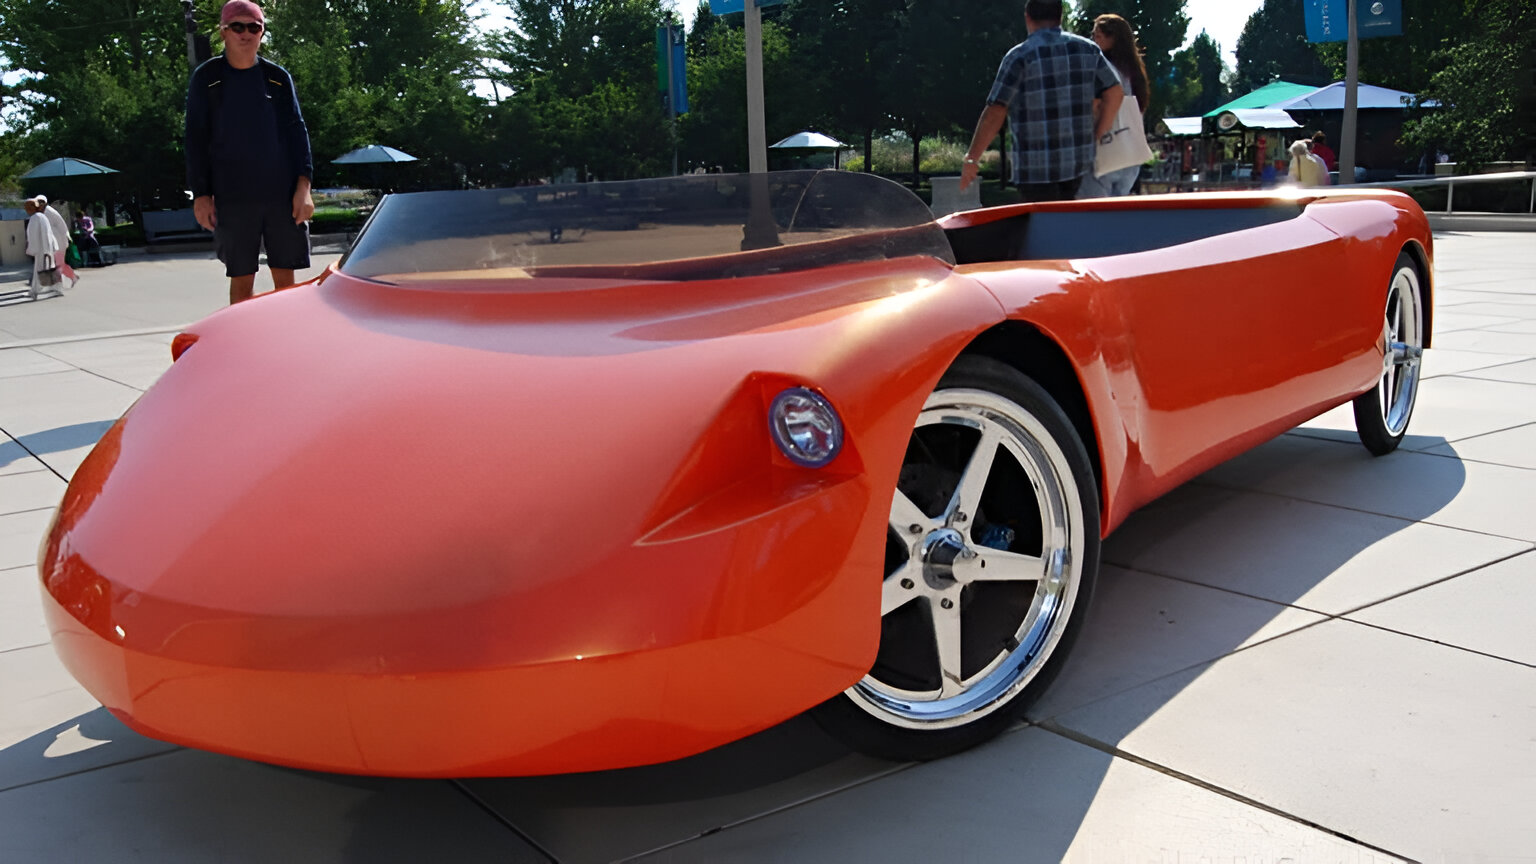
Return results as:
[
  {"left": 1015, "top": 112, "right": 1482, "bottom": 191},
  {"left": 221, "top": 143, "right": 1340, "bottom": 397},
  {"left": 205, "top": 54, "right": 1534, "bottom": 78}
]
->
[
  {"left": 1338, "top": 0, "right": 1359, "bottom": 183},
  {"left": 666, "top": 23, "right": 679, "bottom": 176},
  {"left": 182, "top": 0, "right": 199, "bottom": 69},
  {"left": 744, "top": 0, "right": 767, "bottom": 174}
]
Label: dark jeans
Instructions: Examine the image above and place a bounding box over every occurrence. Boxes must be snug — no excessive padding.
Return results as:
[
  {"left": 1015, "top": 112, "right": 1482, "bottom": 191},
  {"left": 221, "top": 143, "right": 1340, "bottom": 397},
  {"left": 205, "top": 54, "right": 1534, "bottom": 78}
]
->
[{"left": 1015, "top": 178, "right": 1082, "bottom": 203}]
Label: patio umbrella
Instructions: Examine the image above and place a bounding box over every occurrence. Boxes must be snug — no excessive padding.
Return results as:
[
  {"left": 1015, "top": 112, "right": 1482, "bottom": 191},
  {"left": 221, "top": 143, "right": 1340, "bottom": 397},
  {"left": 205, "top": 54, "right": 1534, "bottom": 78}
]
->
[
  {"left": 332, "top": 145, "right": 418, "bottom": 165},
  {"left": 20, "top": 157, "right": 121, "bottom": 204},
  {"left": 19, "top": 157, "right": 119, "bottom": 179},
  {"left": 768, "top": 131, "right": 849, "bottom": 168}
]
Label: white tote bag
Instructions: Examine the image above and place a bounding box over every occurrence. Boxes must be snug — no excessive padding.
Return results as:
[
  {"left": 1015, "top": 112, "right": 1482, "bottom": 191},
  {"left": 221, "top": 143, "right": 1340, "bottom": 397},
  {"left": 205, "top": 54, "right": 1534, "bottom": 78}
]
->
[{"left": 1094, "top": 72, "right": 1153, "bottom": 177}]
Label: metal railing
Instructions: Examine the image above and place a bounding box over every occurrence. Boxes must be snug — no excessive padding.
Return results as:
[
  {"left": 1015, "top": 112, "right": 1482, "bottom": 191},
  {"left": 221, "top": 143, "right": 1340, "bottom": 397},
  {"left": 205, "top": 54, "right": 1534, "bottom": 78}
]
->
[{"left": 1352, "top": 170, "right": 1536, "bottom": 215}]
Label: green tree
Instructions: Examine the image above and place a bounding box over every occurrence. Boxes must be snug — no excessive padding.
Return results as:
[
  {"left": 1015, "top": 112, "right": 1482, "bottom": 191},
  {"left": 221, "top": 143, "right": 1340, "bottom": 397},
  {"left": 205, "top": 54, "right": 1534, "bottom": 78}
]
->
[
  {"left": 1401, "top": 0, "right": 1536, "bottom": 169},
  {"left": 677, "top": 17, "right": 806, "bottom": 172},
  {"left": 1071, "top": 0, "right": 1189, "bottom": 125},
  {"left": 1233, "top": 0, "right": 1331, "bottom": 93},
  {"left": 1164, "top": 29, "right": 1229, "bottom": 117},
  {"left": 489, "top": 0, "right": 673, "bottom": 179},
  {"left": 1311, "top": 0, "right": 1475, "bottom": 97},
  {"left": 0, "top": 0, "right": 198, "bottom": 206}
]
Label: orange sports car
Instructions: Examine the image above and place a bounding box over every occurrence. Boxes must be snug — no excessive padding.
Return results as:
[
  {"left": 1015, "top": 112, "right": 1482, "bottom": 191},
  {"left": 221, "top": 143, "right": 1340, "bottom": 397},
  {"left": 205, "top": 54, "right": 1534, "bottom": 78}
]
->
[{"left": 39, "top": 170, "right": 1430, "bottom": 777}]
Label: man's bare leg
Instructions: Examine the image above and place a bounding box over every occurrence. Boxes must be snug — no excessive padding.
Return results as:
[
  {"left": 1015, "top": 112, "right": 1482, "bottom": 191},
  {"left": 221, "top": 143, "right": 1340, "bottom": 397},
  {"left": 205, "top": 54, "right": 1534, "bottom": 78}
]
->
[
  {"left": 272, "top": 268, "right": 296, "bottom": 290},
  {"left": 230, "top": 273, "right": 257, "bottom": 304}
]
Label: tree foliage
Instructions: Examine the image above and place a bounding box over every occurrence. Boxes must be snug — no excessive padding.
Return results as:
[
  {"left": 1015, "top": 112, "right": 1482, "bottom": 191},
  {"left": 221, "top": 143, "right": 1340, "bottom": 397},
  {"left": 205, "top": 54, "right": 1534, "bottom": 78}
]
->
[
  {"left": 1233, "top": 0, "right": 1331, "bottom": 92},
  {"left": 1164, "top": 30, "right": 1229, "bottom": 117},
  {"left": 1070, "top": 0, "right": 1189, "bottom": 126},
  {"left": 1, "top": 0, "right": 1531, "bottom": 200},
  {"left": 1400, "top": 0, "right": 1536, "bottom": 169}
]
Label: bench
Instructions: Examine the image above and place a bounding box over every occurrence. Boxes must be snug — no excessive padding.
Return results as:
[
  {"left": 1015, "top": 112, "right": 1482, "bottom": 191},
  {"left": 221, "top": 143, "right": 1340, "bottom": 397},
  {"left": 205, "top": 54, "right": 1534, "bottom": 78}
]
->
[{"left": 141, "top": 209, "right": 213, "bottom": 246}]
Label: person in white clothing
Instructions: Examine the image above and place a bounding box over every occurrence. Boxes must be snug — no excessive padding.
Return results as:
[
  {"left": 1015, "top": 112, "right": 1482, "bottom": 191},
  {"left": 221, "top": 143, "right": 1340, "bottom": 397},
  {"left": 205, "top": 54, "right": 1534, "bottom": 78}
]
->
[
  {"left": 23, "top": 198, "right": 63, "bottom": 300},
  {"left": 1288, "top": 140, "right": 1332, "bottom": 187},
  {"left": 35, "top": 195, "right": 80, "bottom": 287}
]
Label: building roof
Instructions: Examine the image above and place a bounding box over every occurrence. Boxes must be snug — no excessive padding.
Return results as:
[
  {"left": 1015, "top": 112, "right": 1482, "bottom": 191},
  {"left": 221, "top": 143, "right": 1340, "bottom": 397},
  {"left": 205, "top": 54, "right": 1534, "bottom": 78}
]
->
[{"left": 1204, "top": 81, "right": 1319, "bottom": 117}]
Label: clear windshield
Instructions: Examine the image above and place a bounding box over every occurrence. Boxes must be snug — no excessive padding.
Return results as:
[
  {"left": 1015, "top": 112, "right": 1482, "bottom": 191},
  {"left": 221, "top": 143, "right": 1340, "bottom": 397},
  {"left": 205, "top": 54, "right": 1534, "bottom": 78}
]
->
[{"left": 338, "top": 170, "right": 953, "bottom": 285}]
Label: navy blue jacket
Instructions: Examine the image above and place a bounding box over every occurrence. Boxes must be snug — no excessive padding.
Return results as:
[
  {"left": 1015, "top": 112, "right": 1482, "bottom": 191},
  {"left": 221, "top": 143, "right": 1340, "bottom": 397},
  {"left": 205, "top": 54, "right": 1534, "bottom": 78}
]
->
[{"left": 185, "top": 54, "right": 313, "bottom": 203}]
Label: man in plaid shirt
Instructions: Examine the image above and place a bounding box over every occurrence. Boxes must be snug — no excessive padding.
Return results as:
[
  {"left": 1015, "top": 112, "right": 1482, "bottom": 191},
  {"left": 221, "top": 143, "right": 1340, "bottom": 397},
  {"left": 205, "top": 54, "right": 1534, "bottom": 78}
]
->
[{"left": 960, "top": 0, "right": 1122, "bottom": 202}]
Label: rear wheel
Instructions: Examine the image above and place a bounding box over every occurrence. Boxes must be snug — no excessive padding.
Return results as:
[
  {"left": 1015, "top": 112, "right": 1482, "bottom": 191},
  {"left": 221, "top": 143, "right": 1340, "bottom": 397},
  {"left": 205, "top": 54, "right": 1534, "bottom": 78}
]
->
[
  {"left": 1353, "top": 252, "right": 1425, "bottom": 455},
  {"left": 813, "top": 356, "right": 1100, "bottom": 761}
]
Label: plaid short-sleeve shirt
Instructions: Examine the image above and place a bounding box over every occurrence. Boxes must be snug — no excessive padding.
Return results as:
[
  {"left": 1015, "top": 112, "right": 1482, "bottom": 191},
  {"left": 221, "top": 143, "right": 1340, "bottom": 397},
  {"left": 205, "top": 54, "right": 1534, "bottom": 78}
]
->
[{"left": 987, "top": 27, "right": 1119, "bottom": 184}]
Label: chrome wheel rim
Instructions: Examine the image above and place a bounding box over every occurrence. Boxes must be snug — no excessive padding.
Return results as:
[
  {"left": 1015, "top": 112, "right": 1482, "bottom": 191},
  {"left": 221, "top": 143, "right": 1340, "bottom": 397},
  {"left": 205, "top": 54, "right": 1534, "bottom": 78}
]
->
[
  {"left": 1379, "top": 264, "right": 1424, "bottom": 436},
  {"left": 850, "top": 388, "right": 1086, "bottom": 729}
]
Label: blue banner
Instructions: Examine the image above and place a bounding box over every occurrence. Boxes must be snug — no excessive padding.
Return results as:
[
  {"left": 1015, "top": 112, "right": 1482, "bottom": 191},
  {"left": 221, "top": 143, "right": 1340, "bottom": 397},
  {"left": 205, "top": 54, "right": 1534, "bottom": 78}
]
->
[
  {"left": 709, "top": 0, "right": 785, "bottom": 14},
  {"left": 1305, "top": 0, "right": 1402, "bottom": 43}
]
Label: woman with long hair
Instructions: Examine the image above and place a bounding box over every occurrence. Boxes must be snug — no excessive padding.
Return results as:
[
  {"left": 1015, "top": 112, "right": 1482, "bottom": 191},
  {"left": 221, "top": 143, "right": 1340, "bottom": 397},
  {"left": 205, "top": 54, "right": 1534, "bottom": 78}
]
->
[{"left": 1078, "top": 13, "right": 1151, "bottom": 198}]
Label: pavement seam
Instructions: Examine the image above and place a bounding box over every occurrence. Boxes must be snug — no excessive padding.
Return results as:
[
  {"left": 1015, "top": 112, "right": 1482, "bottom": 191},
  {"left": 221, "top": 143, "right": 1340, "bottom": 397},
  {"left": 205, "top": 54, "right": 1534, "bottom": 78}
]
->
[
  {"left": 0, "top": 324, "right": 194, "bottom": 352},
  {"left": 1032, "top": 720, "right": 1422, "bottom": 864},
  {"left": 613, "top": 761, "right": 916, "bottom": 862},
  {"left": 0, "top": 427, "right": 66, "bottom": 485},
  {"left": 0, "top": 745, "right": 183, "bottom": 797},
  {"left": 447, "top": 779, "right": 561, "bottom": 864}
]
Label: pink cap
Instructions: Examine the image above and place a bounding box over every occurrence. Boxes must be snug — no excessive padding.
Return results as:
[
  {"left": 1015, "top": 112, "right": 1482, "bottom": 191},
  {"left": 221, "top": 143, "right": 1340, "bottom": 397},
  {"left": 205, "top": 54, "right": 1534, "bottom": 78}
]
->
[{"left": 221, "top": 0, "right": 264, "bottom": 25}]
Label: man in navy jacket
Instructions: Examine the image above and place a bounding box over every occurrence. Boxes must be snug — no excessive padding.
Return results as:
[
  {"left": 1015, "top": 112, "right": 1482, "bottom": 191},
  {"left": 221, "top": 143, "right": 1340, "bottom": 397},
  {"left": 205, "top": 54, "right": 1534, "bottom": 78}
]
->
[{"left": 185, "top": 0, "right": 314, "bottom": 304}]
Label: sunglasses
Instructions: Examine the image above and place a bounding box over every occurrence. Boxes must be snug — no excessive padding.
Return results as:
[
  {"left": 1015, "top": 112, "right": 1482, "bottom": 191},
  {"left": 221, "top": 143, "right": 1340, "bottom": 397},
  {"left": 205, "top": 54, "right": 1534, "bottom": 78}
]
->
[{"left": 223, "top": 21, "right": 263, "bottom": 35}]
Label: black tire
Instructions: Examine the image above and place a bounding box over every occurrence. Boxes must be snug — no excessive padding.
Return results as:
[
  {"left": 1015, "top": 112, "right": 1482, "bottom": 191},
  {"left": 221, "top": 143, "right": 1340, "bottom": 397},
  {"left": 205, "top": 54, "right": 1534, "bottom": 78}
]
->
[
  {"left": 1352, "top": 252, "right": 1426, "bottom": 456},
  {"left": 812, "top": 355, "right": 1101, "bottom": 761}
]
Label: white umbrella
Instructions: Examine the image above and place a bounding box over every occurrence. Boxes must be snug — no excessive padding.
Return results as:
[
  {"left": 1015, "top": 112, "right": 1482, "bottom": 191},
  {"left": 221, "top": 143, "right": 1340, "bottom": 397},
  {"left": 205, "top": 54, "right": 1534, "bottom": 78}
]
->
[{"left": 770, "top": 131, "right": 848, "bottom": 150}]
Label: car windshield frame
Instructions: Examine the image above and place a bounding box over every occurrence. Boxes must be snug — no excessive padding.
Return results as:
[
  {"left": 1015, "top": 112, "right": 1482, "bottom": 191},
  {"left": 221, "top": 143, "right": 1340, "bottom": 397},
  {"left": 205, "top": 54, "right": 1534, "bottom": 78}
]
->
[{"left": 338, "top": 170, "right": 954, "bottom": 286}]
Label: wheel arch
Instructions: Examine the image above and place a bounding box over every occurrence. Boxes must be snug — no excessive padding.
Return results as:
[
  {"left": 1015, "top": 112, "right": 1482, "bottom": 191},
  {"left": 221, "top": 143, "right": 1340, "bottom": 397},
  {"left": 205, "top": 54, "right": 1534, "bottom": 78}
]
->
[
  {"left": 1399, "top": 239, "right": 1434, "bottom": 348},
  {"left": 958, "top": 321, "right": 1104, "bottom": 508}
]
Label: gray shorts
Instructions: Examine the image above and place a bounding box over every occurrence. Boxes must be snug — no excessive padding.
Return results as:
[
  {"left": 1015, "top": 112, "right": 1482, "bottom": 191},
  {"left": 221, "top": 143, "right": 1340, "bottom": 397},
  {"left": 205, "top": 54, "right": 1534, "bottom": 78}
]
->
[{"left": 215, "top": 198, "right": 311, "bottom": 277}]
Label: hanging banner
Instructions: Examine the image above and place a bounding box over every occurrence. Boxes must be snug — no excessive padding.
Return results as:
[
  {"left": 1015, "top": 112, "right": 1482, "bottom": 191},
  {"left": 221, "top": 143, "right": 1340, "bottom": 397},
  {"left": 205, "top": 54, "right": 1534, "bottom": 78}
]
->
[
  {"left": 1304, "top": 0, "right": 1402, "bottom": 43},
  {"left": 709, "top": 0, "right": 785, "bottom": 14}
]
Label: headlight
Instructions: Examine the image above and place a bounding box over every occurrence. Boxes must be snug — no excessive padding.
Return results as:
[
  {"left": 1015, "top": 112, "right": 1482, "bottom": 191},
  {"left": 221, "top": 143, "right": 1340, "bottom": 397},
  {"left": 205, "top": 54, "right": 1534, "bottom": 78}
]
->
[{"left": 769, "top": 387, "right": 843, "bottom": 468}]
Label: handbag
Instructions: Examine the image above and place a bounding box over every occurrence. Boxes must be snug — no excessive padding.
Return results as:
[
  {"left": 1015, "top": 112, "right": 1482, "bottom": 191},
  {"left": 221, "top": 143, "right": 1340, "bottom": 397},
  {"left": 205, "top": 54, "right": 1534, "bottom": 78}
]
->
[
  {"left": 1094, "top": 79, "right": 1153, "bottom": 178},
  {"left": 36, "top": 253, "right": 61, "bottom": 288}
]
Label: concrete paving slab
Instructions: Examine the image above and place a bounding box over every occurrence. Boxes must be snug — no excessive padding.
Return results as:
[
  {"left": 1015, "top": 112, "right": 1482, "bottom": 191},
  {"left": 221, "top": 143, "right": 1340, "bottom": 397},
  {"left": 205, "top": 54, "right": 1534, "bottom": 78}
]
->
[
  {"left": 0, "top": 469, "right": 65, "bottom": 515},
  {"left": 1348, "top": 550, "right": 1536, "bottom": 666},
  {"left": 1295, "top": 375, "right": 1536, "bottom": 449},
  {"left": 0, "top": 508, "right": 53, "bottom": 570},
  {"left": 0, "top": 644, "right": 101, "bottom": 756},
  {"left": 0, "top": 749, "right": 548, "bottom": 863},
  {"left": 1432, "top": 311, "right": 1523, "bottom": 333},
  {"left": 635, "top": 726, "right": 1405, "bottom": 864},
  {"left": 1195, "top": 434, "right": 1536, "bottom": 542},
  {"left": 1053, "top": 618, "right": 1536, "bottom": 862},
  {"left": 1104, "top": 482, "right": 1533, "bottom": 615},
  {"left": 0, "top": 564, "right": 47, "bottom": 653},
  {"left": 31, "top": 333, "right": 176, "bottom": 392},
  {"left": 0, "top": 250, "right": 342, "bottom": 347},
  {"left": 1441, "top": 355, "right": 1536, "bottom": 383},
  {"left": 0, "top": 347, "right": 72, "bottom": 380},
  {"left": 1422, "top": 421, "right": 1536, "bottom": 469},
  {"left": 1428, "top": 328, "right": 1536, "bottom": 355},
  {"left": 1026, "top": 564, "right": 1326, "bottom": 721},
  {"left": 462, "top": 716, "right": 902, "bottom": 864},
  {"left": 0, "top": 369, "right": 139, "bottom": 478}
]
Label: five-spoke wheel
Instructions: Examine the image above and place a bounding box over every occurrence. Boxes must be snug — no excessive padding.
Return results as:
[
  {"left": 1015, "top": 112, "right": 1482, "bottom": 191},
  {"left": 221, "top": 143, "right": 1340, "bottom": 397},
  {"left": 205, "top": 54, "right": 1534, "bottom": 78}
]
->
[
  {"left": 1353, "top": 252, "right": 1425, "bottom": 455},
  {"left": 813, "top": 356, "right": 1100, "bottom": 761}
]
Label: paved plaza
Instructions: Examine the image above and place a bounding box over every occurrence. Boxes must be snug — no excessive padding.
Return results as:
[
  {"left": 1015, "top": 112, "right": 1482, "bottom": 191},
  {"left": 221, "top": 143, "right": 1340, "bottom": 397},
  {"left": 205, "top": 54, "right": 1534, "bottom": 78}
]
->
[{"left": 1, "top": 232, "right": 1532, "bottom": 862}]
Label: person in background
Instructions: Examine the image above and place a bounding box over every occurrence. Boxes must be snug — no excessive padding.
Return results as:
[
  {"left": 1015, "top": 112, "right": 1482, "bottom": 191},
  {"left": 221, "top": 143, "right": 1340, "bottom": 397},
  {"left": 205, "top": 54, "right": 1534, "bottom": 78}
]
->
[
  {"left": 23, "top": 198, "right": 63, "bottom": 301},
  {"left": 1077, "top": 13, "right": 1149, "bottom": 199},
  {"left": 185, "top": 0, "right": 314, "bottom": 304},
  {"left": 1288, "top": 140, "right": 1331, "bottom": 187},
  {"left": 36, "top": 195, "right": 80, "bottom": 288},
  {"left": 1310, "top": 131, "right": 1338, "bottom": 172},
  {"left": 959, "top": 0, "right": 1121, "bottom": 201}
]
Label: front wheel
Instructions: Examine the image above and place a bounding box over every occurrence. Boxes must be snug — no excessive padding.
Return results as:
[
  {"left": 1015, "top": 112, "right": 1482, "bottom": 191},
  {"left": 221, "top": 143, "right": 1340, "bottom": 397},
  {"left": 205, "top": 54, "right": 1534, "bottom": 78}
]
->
[
  {"left": 812, "top": 356, "right": 1101, "bottom": 761},
  {"left": 1353, "top": 252, "right": 1425, "bottom": 455}
]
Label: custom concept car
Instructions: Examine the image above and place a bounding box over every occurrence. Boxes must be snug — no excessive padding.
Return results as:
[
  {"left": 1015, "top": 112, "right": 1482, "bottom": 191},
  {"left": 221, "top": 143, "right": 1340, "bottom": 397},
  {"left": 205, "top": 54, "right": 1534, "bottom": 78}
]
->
[{"left": 40, "top": 170, "right": 1431, "bottom": 776}]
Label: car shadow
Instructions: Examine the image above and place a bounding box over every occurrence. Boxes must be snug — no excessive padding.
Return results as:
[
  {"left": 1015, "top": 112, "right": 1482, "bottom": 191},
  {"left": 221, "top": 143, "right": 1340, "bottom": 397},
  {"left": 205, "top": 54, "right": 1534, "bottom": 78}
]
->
[
  {"left": 1, "top": 432, "right": 1475, "bottom": 863},
  {"left": 0, "top": 420, "right": 117, "bottom": 472},
  {"left": 455, "top": 431, "right": 1475, "bottom": 862}
]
